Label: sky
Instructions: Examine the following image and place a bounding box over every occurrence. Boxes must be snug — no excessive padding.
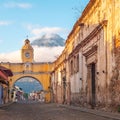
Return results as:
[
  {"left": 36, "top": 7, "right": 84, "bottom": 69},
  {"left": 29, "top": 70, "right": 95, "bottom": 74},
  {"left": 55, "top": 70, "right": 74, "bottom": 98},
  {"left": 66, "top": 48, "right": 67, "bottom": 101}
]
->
[{"left": 0, "top": 0, "right": 89, "bottom": 63}]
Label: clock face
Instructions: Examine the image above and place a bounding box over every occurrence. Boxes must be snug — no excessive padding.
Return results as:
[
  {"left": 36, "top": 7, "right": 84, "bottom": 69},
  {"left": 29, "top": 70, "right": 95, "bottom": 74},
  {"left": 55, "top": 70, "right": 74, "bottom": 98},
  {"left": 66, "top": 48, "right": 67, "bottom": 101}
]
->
[{"left": 25, "top": 52, "right": 30, "bottom": 58}]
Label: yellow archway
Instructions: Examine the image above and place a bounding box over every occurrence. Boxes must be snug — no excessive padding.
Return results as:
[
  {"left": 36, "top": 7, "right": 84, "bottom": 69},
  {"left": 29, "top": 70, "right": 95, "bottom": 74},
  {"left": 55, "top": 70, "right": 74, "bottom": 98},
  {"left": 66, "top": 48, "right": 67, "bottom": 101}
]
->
[{"left": 0, "top": 62, "right": 53, "bottom": 102}]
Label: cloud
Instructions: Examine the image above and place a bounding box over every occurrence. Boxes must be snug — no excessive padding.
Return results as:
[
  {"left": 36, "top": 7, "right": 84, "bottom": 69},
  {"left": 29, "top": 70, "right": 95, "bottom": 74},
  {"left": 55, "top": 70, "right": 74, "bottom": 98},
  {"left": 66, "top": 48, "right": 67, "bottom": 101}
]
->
[
  {"left": 25, "top": 24, "right": 68, "bottom": 40},
  {"left": 4, "top": 2, "right": 32, "bottom": 9},
  {"left": 17, "top": 78, "right": 37, "bottom": 83},
  {"left": 26, "top": 24, "right": 64, "bottom": 36},
  {"left": 0, "top": 50, "right": 21, "bottom": 63},
  {"left": 31, "top": 27, "right": 63, "bottom": 36},
  {"left": 0, "top": 46, "right": 64, "bottom": 63},
  {"left": 33, "top": 46, "right": 64, "bottom": 62},
  {"left": 0, "top": 21, "right": 11, "bottom": 26}
]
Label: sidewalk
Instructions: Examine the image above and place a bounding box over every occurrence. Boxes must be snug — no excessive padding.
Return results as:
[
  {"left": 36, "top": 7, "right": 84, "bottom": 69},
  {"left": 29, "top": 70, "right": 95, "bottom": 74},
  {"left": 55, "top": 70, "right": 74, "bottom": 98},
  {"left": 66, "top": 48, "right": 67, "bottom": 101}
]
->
[
  {"left": 59, "top": 104, "right": 120, "bottom": 120},
  {"left": 0, "top": 102, "right": 13, "bottom": 108}
]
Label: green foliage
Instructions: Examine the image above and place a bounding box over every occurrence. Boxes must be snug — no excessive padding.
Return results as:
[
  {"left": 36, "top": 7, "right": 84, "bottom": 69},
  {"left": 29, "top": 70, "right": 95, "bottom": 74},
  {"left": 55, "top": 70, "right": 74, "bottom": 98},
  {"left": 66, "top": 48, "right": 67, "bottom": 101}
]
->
[
  {"left": 23, "top": 93, "right": 28, "bottom": 99},
  {"left": 118, "top": 105, "right": 120, "bottom": 112}
]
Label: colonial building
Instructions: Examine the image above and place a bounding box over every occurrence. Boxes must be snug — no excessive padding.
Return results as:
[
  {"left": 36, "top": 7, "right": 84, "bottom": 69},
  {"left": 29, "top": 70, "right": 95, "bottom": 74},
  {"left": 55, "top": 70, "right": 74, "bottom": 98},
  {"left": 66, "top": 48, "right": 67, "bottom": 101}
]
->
[
  {"left": 0, "top": 66, "right": 13, "bottom": 104},
  {"left": 51, "top": 0, "right": 120, "bottom": 111}
]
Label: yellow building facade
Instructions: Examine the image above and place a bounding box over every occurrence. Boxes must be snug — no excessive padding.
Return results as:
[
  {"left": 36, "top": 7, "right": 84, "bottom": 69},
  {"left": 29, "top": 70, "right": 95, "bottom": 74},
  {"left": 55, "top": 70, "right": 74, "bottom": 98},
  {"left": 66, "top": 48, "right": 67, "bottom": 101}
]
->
[
  {"left": 51, "top": 0, "right": 120, "bottom": 111},
  {"left": 0, "top": 39, "right": 53, "bottom": 102}
]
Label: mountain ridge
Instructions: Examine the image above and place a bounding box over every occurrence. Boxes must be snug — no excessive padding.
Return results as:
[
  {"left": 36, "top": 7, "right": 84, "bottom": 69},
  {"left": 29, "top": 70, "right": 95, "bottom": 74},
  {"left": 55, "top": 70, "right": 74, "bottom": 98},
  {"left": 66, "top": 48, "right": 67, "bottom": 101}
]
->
[{"left": 31, "top": 33, "right": 65, "bottom": 47}]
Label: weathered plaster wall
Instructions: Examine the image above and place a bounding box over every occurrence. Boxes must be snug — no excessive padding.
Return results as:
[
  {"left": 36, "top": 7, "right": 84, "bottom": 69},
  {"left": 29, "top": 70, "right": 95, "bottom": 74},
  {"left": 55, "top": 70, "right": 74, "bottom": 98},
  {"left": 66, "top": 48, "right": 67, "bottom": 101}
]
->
[{"left": 51, "top": 0, "right": 120, "bottom": 111}]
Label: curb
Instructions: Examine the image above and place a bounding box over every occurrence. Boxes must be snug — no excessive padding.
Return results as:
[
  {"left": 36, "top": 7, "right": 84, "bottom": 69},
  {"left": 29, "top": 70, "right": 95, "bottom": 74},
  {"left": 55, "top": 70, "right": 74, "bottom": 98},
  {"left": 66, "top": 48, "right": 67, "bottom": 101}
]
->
[
  {"left": 59, "top": 104, "right": 120, "bottom": 120},
  {"left": 0, "top": 102, "right": 14, "bottom": 108}
]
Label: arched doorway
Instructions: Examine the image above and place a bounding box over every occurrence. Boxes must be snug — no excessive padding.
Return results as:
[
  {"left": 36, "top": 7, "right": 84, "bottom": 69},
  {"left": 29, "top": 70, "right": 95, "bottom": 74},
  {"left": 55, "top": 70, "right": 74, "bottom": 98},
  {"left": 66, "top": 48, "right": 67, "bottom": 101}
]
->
[{"left": 12, "top": 77, "right": 45, "bottom": 103}]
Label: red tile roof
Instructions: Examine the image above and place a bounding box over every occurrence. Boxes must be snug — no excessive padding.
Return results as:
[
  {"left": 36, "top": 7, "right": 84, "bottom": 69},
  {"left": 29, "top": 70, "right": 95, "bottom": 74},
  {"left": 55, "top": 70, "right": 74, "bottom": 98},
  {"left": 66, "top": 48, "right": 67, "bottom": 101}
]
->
[
  {"left": 0, "top": 70, "right": 8, "bottom": 80},
  {"left": 0, "top": 66, "right": 13, "bottom": 77}
]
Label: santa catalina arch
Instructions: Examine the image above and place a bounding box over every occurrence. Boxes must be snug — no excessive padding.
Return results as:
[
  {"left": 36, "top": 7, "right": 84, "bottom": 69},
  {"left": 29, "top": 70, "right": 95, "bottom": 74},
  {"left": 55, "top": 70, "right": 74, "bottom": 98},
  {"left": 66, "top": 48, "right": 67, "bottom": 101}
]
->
[{"left": 0, "top": 39, "right": 53, "bottom": 102}]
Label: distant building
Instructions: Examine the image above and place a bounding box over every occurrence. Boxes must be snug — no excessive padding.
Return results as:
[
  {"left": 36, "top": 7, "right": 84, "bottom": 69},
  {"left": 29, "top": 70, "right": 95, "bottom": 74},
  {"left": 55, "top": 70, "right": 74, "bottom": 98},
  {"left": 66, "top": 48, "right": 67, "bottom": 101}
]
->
[
  {"left": 12, "top": 85, "right": 24, "bottom": 102},
  {"left": 29, "top": 90, "right": 45, "bottom": 102}
]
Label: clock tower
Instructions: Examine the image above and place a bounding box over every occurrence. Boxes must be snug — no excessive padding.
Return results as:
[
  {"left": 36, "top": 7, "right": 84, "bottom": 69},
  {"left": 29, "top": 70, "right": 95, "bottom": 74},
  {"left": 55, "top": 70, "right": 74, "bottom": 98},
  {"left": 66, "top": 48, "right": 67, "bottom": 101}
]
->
[{"left": 21, "top": 39, "right": 34, "bottom": 63}]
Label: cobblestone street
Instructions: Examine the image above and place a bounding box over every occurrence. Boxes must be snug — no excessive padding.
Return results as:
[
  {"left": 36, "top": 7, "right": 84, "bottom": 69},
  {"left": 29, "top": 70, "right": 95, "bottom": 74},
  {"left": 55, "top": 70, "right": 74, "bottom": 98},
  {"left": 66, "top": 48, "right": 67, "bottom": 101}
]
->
[{"left": 0, "top": 103, "right": 115, "bottom": 120}]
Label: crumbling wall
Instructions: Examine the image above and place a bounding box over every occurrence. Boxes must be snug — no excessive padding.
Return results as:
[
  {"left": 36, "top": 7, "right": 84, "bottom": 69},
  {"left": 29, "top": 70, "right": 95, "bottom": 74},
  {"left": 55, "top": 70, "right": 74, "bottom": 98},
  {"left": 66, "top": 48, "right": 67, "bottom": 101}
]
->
[
  {"left": 109, "top": 37, "right": 120, "bottom": 111},
  {"left": 70, "top": 88, "right": 88, "bottom": 107}
]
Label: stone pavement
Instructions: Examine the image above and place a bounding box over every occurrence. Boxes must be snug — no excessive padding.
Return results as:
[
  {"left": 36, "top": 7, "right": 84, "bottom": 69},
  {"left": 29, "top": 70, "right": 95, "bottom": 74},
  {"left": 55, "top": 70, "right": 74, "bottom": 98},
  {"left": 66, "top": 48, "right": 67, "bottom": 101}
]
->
[
  {"left": 0, "top": 102, "right": 120, "bottom": 120},
  {"left": 0, "top": 102, "right": 13, "bottom": 108},
  {"left": 0, "top": 102, "right": 115, "bottom": 120},
  {"left": 59, "top": 104, "right": 120, "bottom": 120}
]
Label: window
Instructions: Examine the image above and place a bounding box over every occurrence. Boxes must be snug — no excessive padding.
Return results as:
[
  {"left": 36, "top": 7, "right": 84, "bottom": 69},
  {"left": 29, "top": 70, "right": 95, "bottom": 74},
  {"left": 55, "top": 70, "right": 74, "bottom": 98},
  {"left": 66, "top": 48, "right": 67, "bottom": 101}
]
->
[
  {"left": 74, "top": 56, "right": 77, "bottom": 73},
  {"left": 70, "top": 60, "right": 74, "bottom": 75},
  {"left": 76, "top": 54, "right": 79, "bottom": 72}
]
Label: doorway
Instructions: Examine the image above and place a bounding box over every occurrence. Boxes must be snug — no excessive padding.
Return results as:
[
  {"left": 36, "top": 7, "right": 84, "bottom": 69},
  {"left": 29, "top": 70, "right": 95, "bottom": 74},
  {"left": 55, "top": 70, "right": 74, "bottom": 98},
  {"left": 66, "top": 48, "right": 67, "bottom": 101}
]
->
[
  {"left": 91, "top": 63, "right": 96, "bottom": 108},
  {"left": 63, "top": 76, "right": 66, "bottom": 104}
]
